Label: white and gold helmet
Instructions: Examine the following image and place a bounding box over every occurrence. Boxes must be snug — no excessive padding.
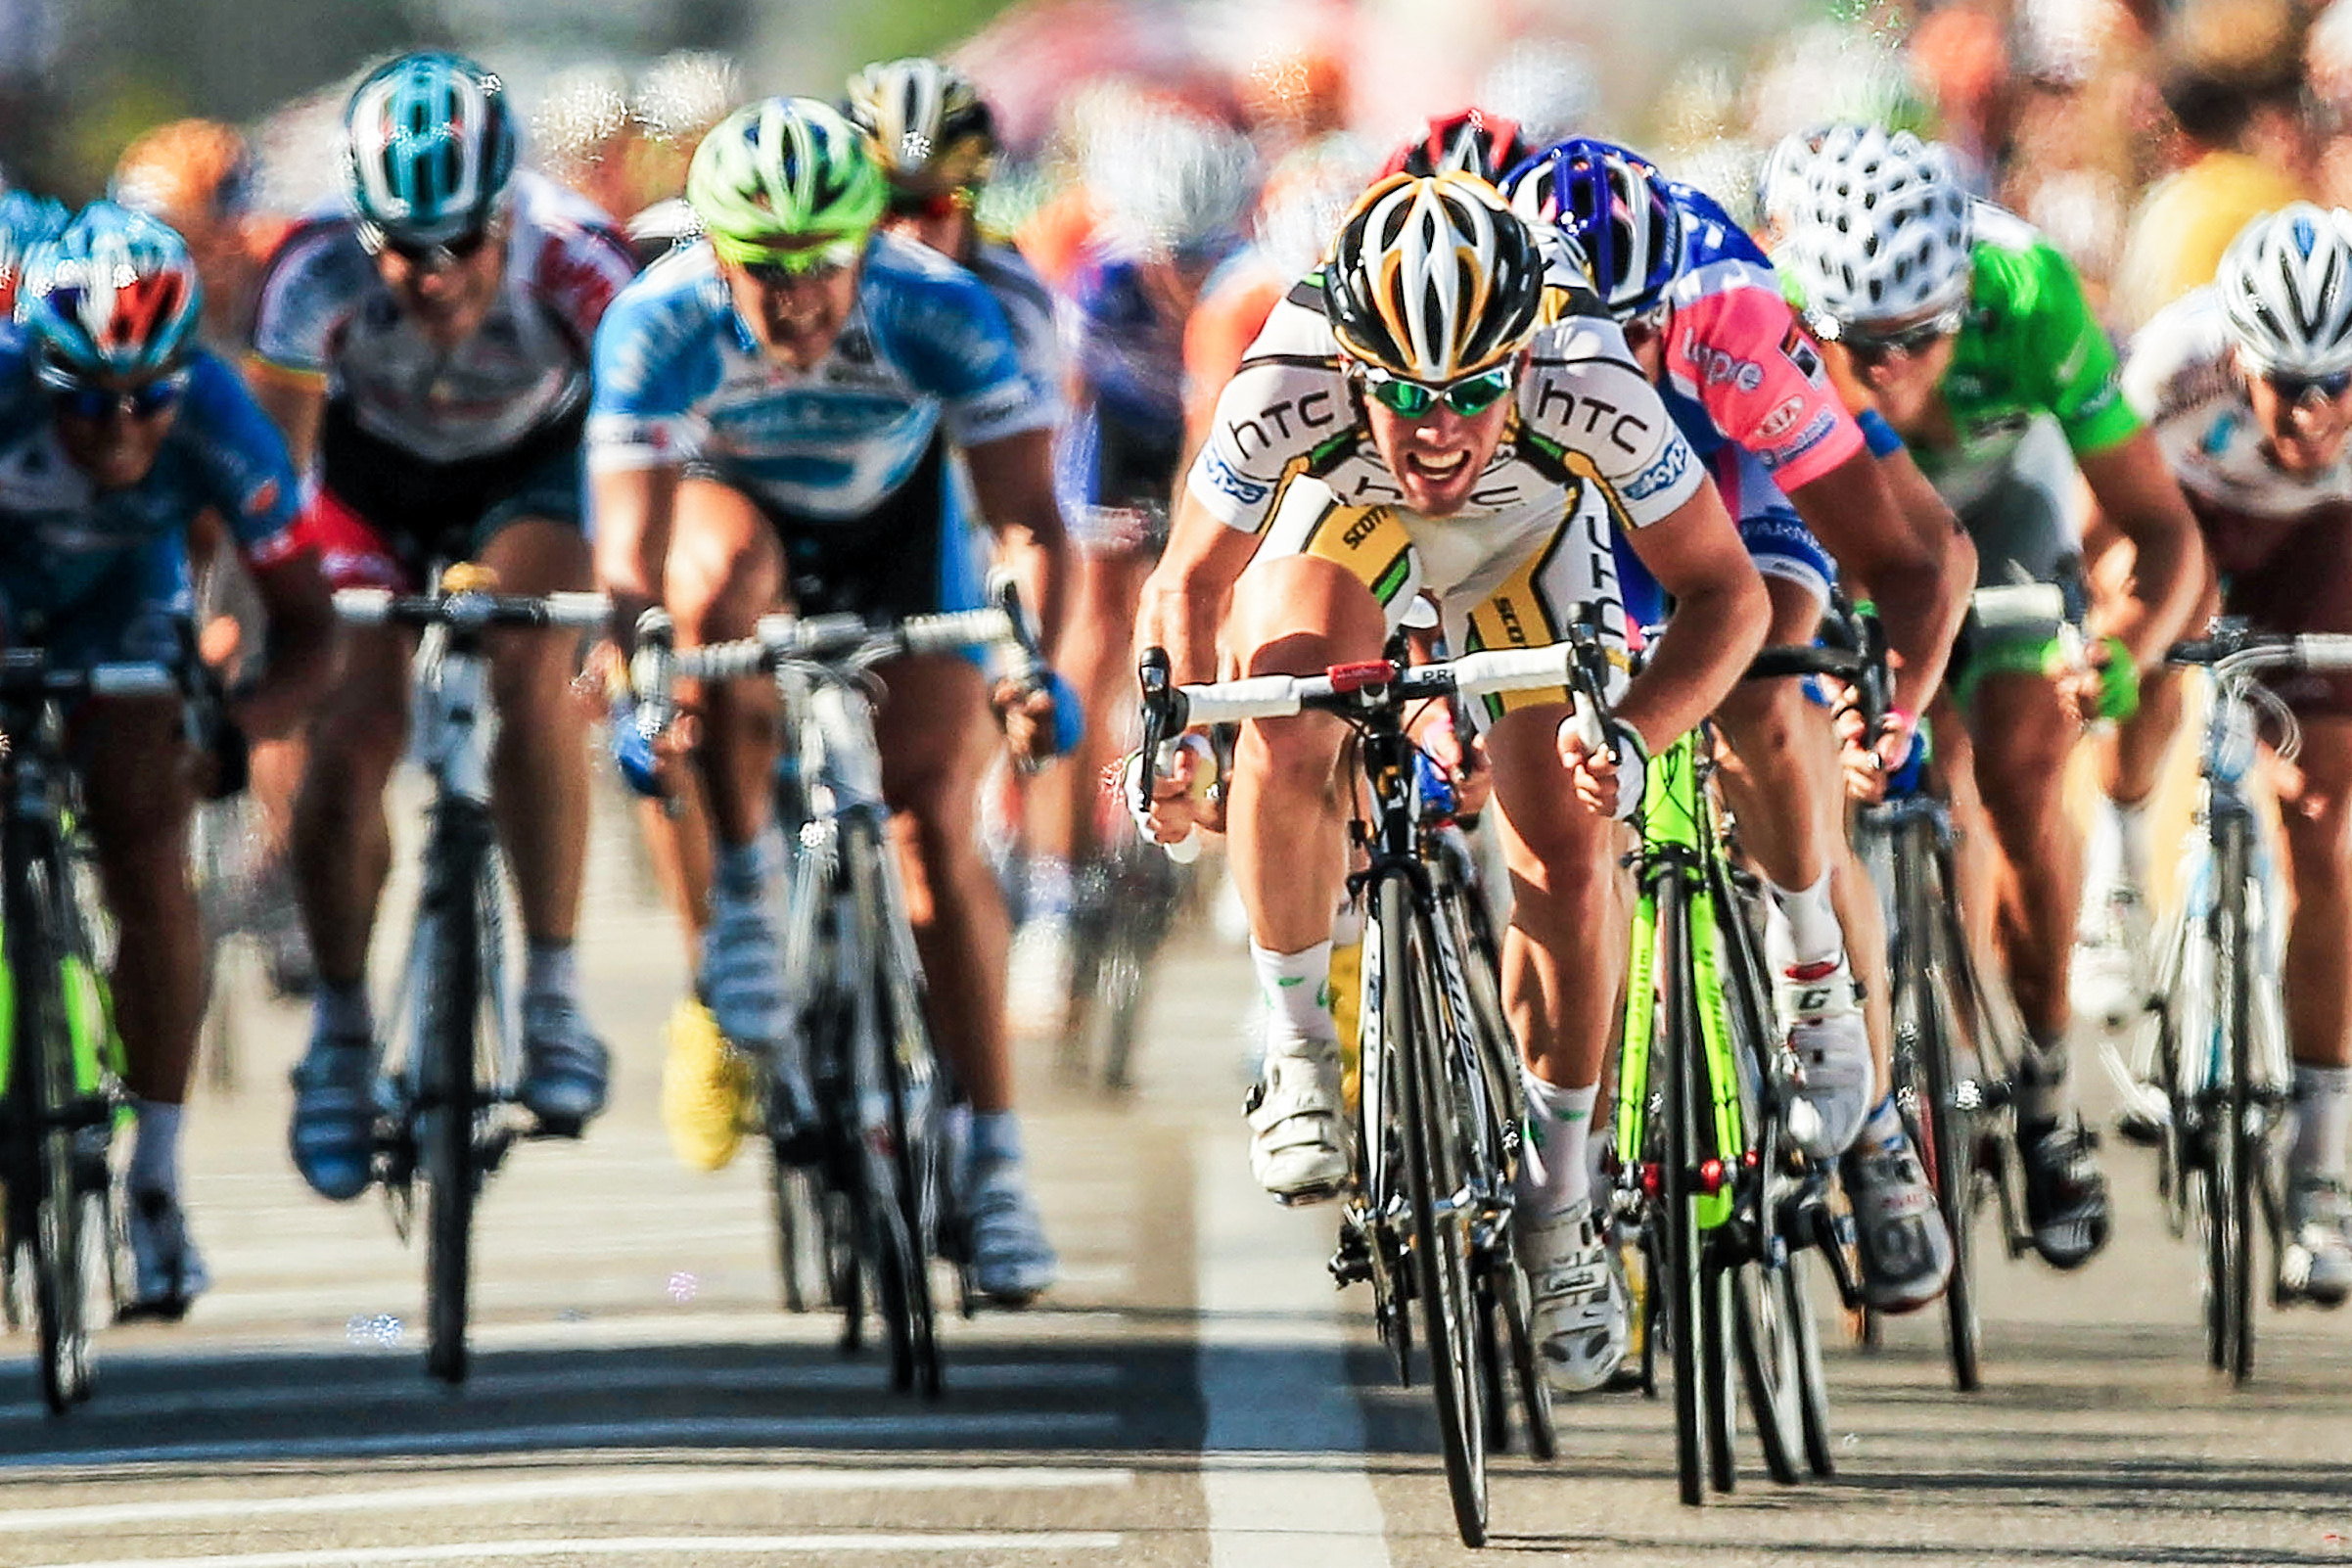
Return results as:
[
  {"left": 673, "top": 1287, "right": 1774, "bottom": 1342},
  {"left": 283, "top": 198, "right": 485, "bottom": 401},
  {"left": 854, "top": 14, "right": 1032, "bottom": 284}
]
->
[{"left": 1323, "top": 172, "right": 1548, "bottom": 381}]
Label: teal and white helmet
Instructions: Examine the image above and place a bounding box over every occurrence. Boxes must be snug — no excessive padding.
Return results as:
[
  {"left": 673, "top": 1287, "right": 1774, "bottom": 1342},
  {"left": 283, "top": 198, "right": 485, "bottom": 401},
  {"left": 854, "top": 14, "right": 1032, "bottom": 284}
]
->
[{"left": 343, "top": 51, "right": 519, "bottom": 246}]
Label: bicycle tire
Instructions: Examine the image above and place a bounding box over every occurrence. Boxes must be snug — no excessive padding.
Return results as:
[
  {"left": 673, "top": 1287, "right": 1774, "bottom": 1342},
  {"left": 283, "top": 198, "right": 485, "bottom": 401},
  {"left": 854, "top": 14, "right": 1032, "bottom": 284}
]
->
[
  {"left": 769, "top": 1151, "right": 826, "bottom": 1314},
  {"left": 1898, "top": 824, "right": 1983, "bottom": 1392},
  {"left": 850, "top": 827, "right": 941, "bottom": 1397},
  {"left": 2210, "top": 812, "right": 2258, "bottom": 1382},
  {"left": 1709, "top": 866, "right": 1805, "bottom": 1484},
  {"left": 13, "top": 832, "right": 90, "bottom": 1412},
  {"left": 1655, "top": 871, "right": 1708, "bottom": 1507},
  {"left": 1382, "top": 877, "right": 1488, "bottom": 1545},
  {"left": 872, "top": 900, "right": 944, "bottom": 1397},
  {"left": 417, "top": 805, "right": 487, "bottom": 1386},
  {"left": 1784, "top": 1253, "right": 1835, "bottom": 1476}
]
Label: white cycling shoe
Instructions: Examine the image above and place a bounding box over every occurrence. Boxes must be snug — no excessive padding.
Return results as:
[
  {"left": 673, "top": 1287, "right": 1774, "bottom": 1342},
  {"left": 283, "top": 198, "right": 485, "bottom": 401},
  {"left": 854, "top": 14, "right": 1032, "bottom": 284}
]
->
[
  {"left": 699, "top": 888, "right": 789, "bottom": 1049},
  {"left": 1246, "top": 1037, "right": 1349, "bottom": 1204},
  {"left": 1515, "top": 1198, "right": 1628, "bottom": 1394},
  {"left": 1006, "top": 914, "right": 1075, "bottom": 1043},
  {"left": 965, "top": 1151, "right": 1059, "bottom": 1306},
  {"left": 2071, "top": 883, "right": 2154, "bottom": 1033},
  {"left": 1776, "top": 954, "right": 1872, "bottom": 1161},
  {"left": 2282, "top": 1176, "right": 2352, "bottom": 1308}
]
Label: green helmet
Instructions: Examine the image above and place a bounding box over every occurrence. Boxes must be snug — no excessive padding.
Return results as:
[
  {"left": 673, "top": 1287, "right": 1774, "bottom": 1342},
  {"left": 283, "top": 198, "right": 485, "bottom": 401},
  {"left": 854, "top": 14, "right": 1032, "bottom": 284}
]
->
[{"left": 687, "top": 96, "right": 884, "bottom": 265}]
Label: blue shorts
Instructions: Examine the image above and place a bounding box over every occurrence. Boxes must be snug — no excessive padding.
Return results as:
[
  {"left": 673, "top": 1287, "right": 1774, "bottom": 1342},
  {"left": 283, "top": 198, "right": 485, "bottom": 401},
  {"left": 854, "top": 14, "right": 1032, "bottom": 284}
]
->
[
  {"left": 0, "top": 532, "right": 193, "bottom": 668},
  {"left": 1615, "top": 441, "right": 1835, "bottom": 633}
]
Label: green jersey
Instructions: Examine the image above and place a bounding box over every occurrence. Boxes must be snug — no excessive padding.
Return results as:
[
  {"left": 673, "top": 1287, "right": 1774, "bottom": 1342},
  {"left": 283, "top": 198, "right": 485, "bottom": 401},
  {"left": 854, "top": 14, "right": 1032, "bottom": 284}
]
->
[
  {"left": 1781, "top": 203, "right": 2141, "bottom": 507},
  {"left": 1919, "top": 205, "right": 2142, "bottom": 506}
]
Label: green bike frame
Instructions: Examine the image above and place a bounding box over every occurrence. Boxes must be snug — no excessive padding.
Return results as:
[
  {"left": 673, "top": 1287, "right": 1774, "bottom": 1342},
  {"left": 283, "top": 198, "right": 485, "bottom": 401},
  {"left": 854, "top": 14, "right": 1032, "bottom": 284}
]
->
[{"left": 1613, "top": 731, "right": 1747, "bottom": 1229}]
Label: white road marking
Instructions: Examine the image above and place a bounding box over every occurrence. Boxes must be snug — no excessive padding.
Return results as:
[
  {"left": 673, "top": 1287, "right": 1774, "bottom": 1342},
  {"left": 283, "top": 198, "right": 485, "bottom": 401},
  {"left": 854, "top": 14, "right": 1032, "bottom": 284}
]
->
[
  {"left": 0, "top": 1467, "right": 1135, "bottom": 1533},
  {"left": 18, "top": 1532, "right": 1125, "bottom": 1567},
  {"left": 0, "top": 1411, "right": 1118, "bottom": 1471},
  {"left": 0, "top": 1359, "right": 1121, "bottom": 1422},
  {"left": 1194, "top": 1139, "right": 1393, "bottom": 1567}
]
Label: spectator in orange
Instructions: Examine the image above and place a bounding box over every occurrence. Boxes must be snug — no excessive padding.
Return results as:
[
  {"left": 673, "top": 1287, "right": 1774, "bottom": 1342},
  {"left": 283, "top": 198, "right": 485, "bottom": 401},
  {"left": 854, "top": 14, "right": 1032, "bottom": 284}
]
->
[{"left": 110, "top": 119, "right": 286, "bottom": 349}]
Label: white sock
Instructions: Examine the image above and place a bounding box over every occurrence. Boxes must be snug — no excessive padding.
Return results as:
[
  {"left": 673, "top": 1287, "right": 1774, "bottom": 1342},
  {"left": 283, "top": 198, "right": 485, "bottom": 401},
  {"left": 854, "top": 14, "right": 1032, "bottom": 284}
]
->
[
  {"left": 2111, "top": 795, "right": 2152, "bottom": 894},
  {"left": 526, "top": 942, "right": 578, "bottom": 1005},
  {"left": 129, "top": 1099, "right": 181, "bottom": 1198},
  {"left": 715, "top": 825, "right": 785, "bottom": 899},
  {"left": 315, "top": 980, "right": 373, "bottom": 1043},
  {"left": 2292, "top": 1062, "right": 2352, "bottom": 1183},
  {"left": 972, "top": 1109, "right": 1025, "bottom": 1166},
  {"left": 1859, "top": 1092, "right": 1906, "bottom": 1152},
  {"left": 1024, "top": 856, "right": 1074, "bottom": 922},
  {"left": 1250, "top": 940, "right": 1338, "bottom": 1051},
  {"left": 1766, "top": 869, "right": 1843, "bottom": 972},
  {"left": 1518, "top": 1070, "right": 1598, "bottom": 1218}
]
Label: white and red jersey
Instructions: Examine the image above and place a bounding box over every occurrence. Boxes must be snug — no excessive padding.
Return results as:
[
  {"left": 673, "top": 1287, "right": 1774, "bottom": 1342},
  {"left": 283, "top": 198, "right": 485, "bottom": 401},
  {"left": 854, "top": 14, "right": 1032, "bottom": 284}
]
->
[
  {"left": 1651, "top": 181, "right": 1864, "bottom": 491},
  {"left": 2124, "top": 287, "right": 2352, "bottom": 521},
  {"left": 251, "top": 170, "right": 637, "bottom": 466}
]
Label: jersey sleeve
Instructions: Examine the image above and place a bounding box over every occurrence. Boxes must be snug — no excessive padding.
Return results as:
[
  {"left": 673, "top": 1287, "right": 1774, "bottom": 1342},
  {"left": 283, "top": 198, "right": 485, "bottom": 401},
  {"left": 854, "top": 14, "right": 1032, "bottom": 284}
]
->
[
  {"left": 530, "top": 219, "right": 640, "bottom": 353},
  {"left": 1523, "top": 313, "right": 1706, "bottom": 527},
  {"left": 585, "top": 267, "right": 719, "bottom": 471},
  {"left": 1182, "top": 294, "right": 1351, "bottom": 532},
  {"left": 248, "top": 221, "right": 359, "bottom": 378},
  {"left": 180, "top": 352, "right": 304, "bottom": 565},
  {"left": 890, "top": 266, "right": 1056, "bottom": 447},
  {"left": 2025, "top": 240, "right": 2142, "bottom": 457},
  {"left": 1182, "top": 272, "right": 1284, "bottom": 434},
  {"left": 1665, "top": 284, "right": 1864, "bottom": 491}
]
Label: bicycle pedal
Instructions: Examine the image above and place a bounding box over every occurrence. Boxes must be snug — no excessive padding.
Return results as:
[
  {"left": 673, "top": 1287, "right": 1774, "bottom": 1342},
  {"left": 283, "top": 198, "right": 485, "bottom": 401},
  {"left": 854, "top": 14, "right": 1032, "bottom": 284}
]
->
[
  {"left": 2113, "top": 1106, "right": 2167, "bottom": 1149},
  {"left": 1271, "top": 1182, "right": 1346, "bottom": 1210},
  {"left": 525, "top": 1114, "right": 586, "bottom": 1141}
]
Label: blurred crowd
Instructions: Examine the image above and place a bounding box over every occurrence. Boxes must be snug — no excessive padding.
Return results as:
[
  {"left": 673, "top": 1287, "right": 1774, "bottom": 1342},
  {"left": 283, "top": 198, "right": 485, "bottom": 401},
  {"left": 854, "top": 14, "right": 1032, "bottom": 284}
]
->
[{"left": 22, "top": 0, "right": 2350, "bottom": 359}]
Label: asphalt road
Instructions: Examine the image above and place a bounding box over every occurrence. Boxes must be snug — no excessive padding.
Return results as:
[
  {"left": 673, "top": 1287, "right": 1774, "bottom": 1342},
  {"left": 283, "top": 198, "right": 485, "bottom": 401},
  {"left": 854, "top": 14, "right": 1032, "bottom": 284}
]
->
[{"left": 3, "top": 781, "right": 2350, "bottom": 1568}]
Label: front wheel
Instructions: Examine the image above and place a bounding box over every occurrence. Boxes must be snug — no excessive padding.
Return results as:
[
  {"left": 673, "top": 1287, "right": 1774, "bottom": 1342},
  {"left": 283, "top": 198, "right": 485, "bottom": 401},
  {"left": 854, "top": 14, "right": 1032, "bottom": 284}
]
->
[
  {"left": 416, "top": 809, "right": 489, "bottom": 1387},
  {"left": 2206, "top": 814, "right": 2258, "bottom": 1383},
  {"left": 1383, "top": 879, "right": 1488, "bottom": 1546},
  {"left": 1899, "top": 827, "right": 1982, "bottom": 1392},
  {"left": 14, "top": 841, "right": 93, "bottom": 1412}
]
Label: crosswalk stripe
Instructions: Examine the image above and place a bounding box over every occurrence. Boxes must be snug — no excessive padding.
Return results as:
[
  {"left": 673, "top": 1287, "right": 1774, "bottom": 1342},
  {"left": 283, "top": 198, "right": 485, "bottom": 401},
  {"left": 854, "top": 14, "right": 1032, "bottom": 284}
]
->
[
  {"left": 0, "top": 1411, "right": 1120, "bottom": 1471},
  {"left": 19, "top": 1532, "right": 1127, "bottom": 1567},
  {"left": 0, "top": 1467, "right": 1136, "bottom": 1533}
]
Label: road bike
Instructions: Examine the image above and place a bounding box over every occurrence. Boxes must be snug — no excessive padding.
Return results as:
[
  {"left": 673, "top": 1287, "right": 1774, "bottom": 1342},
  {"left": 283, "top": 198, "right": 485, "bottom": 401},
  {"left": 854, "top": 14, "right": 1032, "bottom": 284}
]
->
[
  {"left": 1857, "top": 593, "right": 2054, "bottom": 1390},
  {"left": 631, "top": 600, "right": 1027, "bottom": 1397},
  {"left": 1135, "top": 635, "right": 1566, "bottom": 1547},
  {"left": 0, "top": 647, "right": 220, "bottom": 1409},
  {"left": 2108, "top": 623, "right": 2352, "bottom": 1383},
  {"left": 336, "top": 568, "right": 610, "bottom": 1385},
  {"left": 1569, "top": 625, "right": 1849, "bottom": 1505}
]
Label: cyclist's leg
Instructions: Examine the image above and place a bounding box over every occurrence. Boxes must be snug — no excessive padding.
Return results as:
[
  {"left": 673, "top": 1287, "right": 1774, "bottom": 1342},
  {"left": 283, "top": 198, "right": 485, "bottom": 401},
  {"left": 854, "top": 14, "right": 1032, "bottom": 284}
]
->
[
  {"left": 56, "top": 546, "right": 209, "bottom": 1302},
  {"left": 285, "top": 487, "right": 416, "bottom": 1199},
  {"left": 476, "top": 497, "right": 605, "bottom": 1126},
  {"left": 662, "top": 477, "right": 787, "bottom": 1047},
  {"left": 1223, "top": 490, "right": 1403, "bottom": 1201},
  {"left": 1452, "top": 518, "right": 1639, "bottom": 1392},
  {"left": 2278, "top": 712, "right": 2352, "bottom": 1299}
]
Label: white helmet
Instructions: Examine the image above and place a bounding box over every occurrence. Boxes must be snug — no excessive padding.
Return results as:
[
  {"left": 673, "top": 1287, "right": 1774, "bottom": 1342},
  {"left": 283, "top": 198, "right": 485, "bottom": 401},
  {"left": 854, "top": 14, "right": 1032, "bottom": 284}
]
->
[
  {"left": 2216, "top": 203, "right": 2352, "bottom": 379},
  {"left": 1784, "top": 126, "right": 1973, "bottom": 327},
  {"left": 1087, "top": 109, "right": 1257, "bottom": 263},
  {"left": 1753, "top": 122, "right": 1866, "bottom": 235}
]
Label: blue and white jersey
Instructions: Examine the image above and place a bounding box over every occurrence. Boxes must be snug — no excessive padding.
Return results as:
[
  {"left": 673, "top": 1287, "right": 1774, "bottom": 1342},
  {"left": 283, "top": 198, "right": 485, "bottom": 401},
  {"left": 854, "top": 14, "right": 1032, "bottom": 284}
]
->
[
  {"left": 966, "top": 238, "right": 1063, "bottom": 422},
  {"left": 587, "top": 233, "right": 1052, "bottom": 522},
  {"left": 0, "top": 335, "right": 302, "bottom": 614}
]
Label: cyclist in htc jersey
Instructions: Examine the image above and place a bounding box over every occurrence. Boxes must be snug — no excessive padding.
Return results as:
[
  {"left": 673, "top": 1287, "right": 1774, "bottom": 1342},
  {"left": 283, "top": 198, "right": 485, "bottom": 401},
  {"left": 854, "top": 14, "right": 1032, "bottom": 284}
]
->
[
  {"left": 589, "top": 99, "right": 1074, "bottom": 1306},
  {"left": 1782, "top": 125, "right": 2207, "bottom": 1269},
  {"left": 2, "top": 205, "right": 333, "bottom": 1313},
  {"left": 249, "top": 52, "right": 638, "bottom": 1202},
  {"left": 1139, "top": 172, "right": 1770, "bottom": 1393},
  {"left": 2120, "top": 205, "right": 2352, "bottom": 1305},
  {"left": 1507, "top": 138, "right": 1972, "bottom": 1312}
]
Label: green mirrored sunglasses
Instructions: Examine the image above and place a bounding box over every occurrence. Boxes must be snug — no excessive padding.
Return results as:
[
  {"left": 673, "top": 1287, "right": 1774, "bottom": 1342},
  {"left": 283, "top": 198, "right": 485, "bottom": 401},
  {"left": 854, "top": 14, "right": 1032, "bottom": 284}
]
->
[{"left": 1357, "top": 364, "right": 1516, "bottom": 420}]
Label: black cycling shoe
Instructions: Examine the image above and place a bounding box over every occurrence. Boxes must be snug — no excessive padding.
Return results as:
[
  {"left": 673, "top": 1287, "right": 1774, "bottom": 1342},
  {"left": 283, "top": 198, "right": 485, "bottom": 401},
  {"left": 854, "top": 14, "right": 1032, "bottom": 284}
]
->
[{"left": 2019, "top": 1116, "right": 2112, "bottom": 1269}]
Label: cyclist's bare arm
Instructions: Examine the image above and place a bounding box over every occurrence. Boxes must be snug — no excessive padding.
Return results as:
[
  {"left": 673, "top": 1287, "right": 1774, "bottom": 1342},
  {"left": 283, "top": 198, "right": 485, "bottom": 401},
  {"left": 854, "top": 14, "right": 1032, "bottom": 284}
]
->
[
  {"left": 590, "top": 463, "right": 683, "bottom": 639},
  {"left": 963, "top": 427, "right": 1071, "bottom": 658},
  {"left": 2078, "top": 431, "right": 2205, "bottom": 669},
  {"left": 1137, "top": 487, "right": 1261, "bottom": 686},
  {"left": 244, "top": 358, "right": 326, "bottom": 475},
  {"left": 1787, "top": 448, "right": 1969, "bottom": 724},
  {"left": 1616, "top": 483, "right": 1771, "bottom": 749}
]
